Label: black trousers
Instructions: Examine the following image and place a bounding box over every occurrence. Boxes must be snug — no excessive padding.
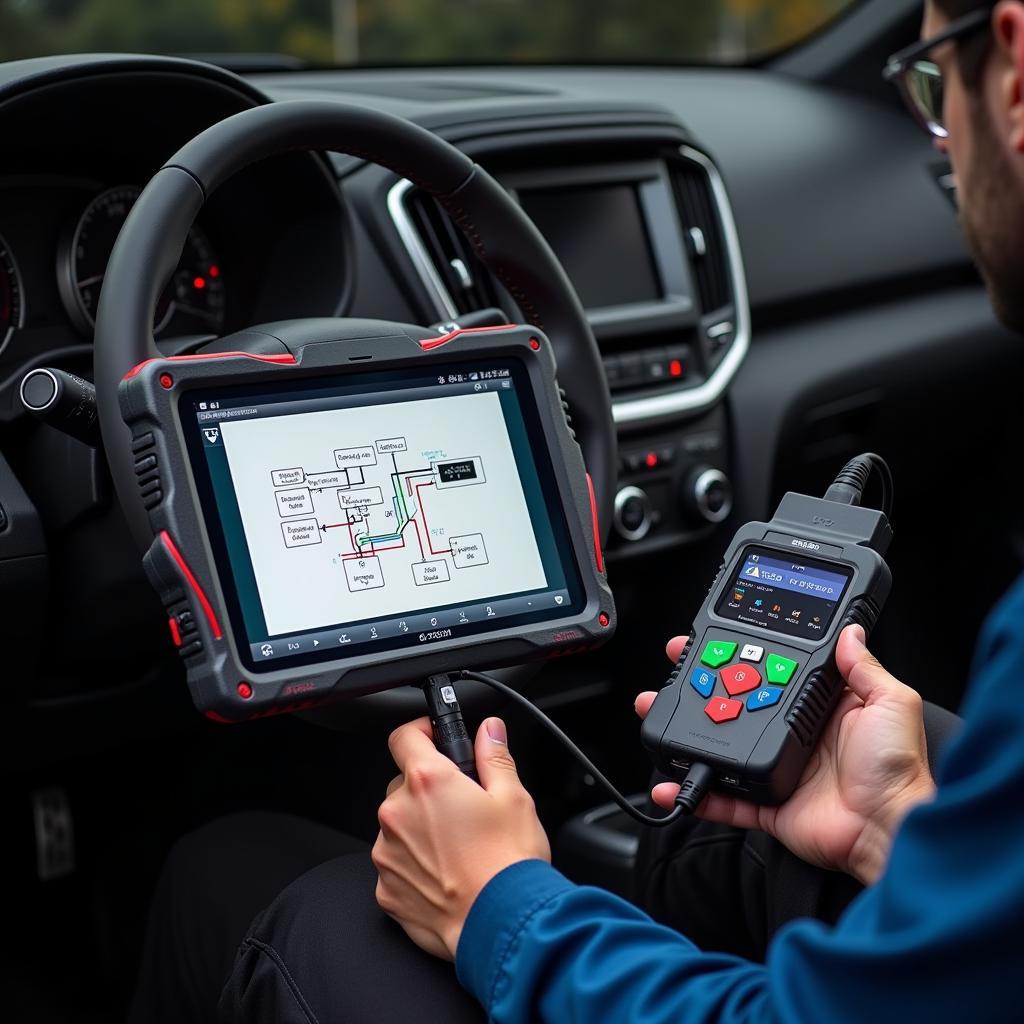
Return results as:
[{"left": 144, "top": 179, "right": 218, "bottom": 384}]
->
[
  {"left": 128, "top": 808, "right": 864, "bottom": 1023},
  {"left": 129, "top": 703, "right": 958, "bottom": 1020}
]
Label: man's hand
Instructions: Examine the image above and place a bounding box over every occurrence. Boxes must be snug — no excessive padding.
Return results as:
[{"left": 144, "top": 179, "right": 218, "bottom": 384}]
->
[
  {"left": 636, "top": 625, "right": 936, "bottom": 885},
  {"left": 373, "top": 716, "right": 550, "bottom": 961}
]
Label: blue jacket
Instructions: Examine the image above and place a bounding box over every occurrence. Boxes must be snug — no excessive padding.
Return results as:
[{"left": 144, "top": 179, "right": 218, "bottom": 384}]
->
[{"left": 456, "top": 574, "right": 1024, "bottom": 1023}]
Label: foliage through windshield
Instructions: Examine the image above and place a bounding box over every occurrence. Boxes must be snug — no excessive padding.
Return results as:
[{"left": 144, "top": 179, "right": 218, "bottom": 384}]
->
[{"left": 1, "top": 1, "right": 856, "bottom": 67}]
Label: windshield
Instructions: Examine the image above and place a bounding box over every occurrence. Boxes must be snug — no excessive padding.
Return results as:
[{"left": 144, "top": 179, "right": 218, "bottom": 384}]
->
[{"left": 1, "top": 1, "right": 858, "bottom": 67}]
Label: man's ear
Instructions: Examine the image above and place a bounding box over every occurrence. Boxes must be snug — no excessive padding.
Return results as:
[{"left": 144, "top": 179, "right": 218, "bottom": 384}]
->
[{"left": 994, "top": 1, "right": 1024, "bottom": 151}]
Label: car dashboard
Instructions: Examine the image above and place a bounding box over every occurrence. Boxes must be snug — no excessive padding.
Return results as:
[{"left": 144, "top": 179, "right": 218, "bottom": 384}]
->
[{"left": 0, "top": 52, "right": 1020, "bottom": 752}]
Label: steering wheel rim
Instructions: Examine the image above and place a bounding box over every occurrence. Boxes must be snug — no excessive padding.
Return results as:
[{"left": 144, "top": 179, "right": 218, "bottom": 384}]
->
[{"left": 93, "top": 100, "right": 616, "bottom": 719}]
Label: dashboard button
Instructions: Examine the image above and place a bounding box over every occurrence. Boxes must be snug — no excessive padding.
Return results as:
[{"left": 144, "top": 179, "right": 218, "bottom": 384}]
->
[
  {"left": 613, "top": 486, "right": 652, "bottom": 542},
  {"left": 665, "top": 344, "right": 689, "bottom": 379},
  {"left": 684, "top": 467, "right": 733, "bottom": 525},
  {"left": 740, "top": 644, "right": 764, "bottom": 662},
  {"left": 618, "top": 354, "right": 644, "bottom": 385},
  {"left": 645, "top": 348, "right": 670, "bottom": 381}
]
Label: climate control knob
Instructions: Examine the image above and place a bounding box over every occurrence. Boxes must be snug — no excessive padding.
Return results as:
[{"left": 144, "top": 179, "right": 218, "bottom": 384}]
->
[
  {"left": 613, "top": 486, "right": 653, "bottom": 542},
  {"left": 685, "top": 467, "right": 733, "bottom": 524}
]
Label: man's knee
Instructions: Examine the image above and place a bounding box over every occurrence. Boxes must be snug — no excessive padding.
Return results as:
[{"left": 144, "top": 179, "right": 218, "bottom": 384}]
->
[{"left": 220, "top": 853, "right": 484, "bottom": 1023}]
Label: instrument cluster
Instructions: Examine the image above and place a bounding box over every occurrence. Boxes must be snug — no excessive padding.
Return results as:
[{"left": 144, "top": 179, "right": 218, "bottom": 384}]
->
[{"left": 0, "top": 181, "right": 227, "bottom": 357}]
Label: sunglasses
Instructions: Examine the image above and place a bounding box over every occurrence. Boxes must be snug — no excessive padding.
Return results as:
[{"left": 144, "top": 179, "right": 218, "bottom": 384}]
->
[{"left": 883, "top": 6, "right": 993, "bottom": 138}]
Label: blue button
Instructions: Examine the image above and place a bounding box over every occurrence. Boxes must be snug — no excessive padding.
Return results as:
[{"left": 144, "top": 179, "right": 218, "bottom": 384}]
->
[
  {"left": 690, "top": 667, "right": 716, "bottom": 698},
  {"left": 747, "top": 686, "right": 785, "bottom": 712}
]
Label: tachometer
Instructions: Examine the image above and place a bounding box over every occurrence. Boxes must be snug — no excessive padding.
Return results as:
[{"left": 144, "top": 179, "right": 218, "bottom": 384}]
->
[
  {"left": 0, "top": 234, "right": 24, "bottom": 352},
  {"left": 59, "top": 185, "right": 225, "bottom": 338}
]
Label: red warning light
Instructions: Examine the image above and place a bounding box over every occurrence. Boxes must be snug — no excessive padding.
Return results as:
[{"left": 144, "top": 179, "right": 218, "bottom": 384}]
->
[
  {"left": 208, "top": 264, "right": 221, "bottom": 279},
  {"left": 529, "top": 337, "right": 541, "bottom": 351},
  {"left": 645, "top": 452, "right": 659, "bottom": 469},
  {"left": 237, "top": 682, "right": 253, "bottom": 700},
  {"left": 669, "top": 359, "right": 684, "bottom": 378},
  {"left": 193, "top": 276, "right": 207, "bottom": 290}
]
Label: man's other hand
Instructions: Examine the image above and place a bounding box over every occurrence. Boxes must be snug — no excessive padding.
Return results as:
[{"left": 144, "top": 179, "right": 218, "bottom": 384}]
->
[
  {"left": 373, "top": 716, "right": 550, "bottom": 960},
  {"left": 635, "top": 625, "right": 936, "bottom": 885}
]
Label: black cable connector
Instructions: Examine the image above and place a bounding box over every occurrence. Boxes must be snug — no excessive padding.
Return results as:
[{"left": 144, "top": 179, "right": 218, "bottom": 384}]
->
[
  {"left": 824, "top": 452, "right": 894, "bottom": 518},
  {"left": 672, "top": 762, "right": 715, "bottom": 816},
  {"left": 421, "top": 674, "right": 479, "bottom": 782}
]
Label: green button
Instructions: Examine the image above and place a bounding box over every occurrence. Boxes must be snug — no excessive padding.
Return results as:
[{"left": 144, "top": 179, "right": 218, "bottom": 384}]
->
[
  {"left": 766, "top": 654, "right": 799, "bottom": 685},
  {"left": 701, "top": 640, "right": 737, "bottom": 669}
]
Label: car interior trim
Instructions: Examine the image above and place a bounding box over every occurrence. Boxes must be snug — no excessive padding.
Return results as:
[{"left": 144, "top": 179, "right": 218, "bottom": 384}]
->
[
  {"left": 387, "top": 176, "right": 460, "bottom": 321},
  {"left": 388, "top": 143, "right": 750, "bottom": 429},
  {"left": 612, "top": 146, "right": 751, "bottom": 426}
]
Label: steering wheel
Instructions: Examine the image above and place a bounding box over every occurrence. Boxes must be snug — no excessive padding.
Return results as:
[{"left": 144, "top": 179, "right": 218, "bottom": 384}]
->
[{"left": 93, "top": 100, "right": 616, "bottom": 721}]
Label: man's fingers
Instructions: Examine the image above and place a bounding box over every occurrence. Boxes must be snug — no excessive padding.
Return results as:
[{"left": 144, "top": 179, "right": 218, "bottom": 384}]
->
[
  {"left": 474, "top": 717, "right": 525, "bottom": 795},
  {"left": 635, "top": 692, "right": 658, "bottom": 719},
  {"left": 651, "top": 783, "right": 767, "bottom": 834},
  {"left": 697, "top": 793, "right": 765, "bottom": 833},
  {"left": 386, "top": 774, "right": 404, "bottom": 797},
  {"left": 651, "top": 782, "right": 681, "bottom": 810},
  {"left": 835, "top": 625, "right": 902, "bottom": 702},
  {"left": 665, "top": 636, "right": 689, "bottom": 663},
  {"left": 387, "top": 717, "right": 443, "bottom": 774}
]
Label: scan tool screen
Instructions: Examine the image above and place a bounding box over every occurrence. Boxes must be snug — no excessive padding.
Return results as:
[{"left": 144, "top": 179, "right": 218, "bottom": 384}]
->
[{"left": 181, "top": 358, "right": 585, "bottom": 672}]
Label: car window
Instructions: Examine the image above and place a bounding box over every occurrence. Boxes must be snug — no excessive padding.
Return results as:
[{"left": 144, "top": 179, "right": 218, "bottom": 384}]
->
[{"left": 0, "top": 0, "right": 859, "bottom": 67}]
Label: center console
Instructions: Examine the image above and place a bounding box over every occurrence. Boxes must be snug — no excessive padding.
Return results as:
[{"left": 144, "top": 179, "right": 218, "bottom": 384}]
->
[{"left": 383, "top": 112, "right": 747, "bottom": 557}]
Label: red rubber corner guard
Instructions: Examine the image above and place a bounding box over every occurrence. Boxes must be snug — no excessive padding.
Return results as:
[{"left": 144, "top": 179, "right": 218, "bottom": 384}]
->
[
  {"left": 419, "top": 324, "right": 519, "bottom": 351},
  {"left": 585, "top": 473, "right": 605, "bottom": 574},
  {"left": 159, "top": 530, "right": 223, "bottom": 639},
  {"left": 123, "top": 351, "right": 296, "bottom": 381}
]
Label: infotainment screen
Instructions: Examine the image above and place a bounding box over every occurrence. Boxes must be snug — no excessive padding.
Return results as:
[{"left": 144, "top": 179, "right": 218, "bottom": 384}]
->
[
  {"left": 714, "top": 546, "right": 854, "bottom": 642},
  {"left": 519, "top": 184, "right": 663, "bottom": 309},
  {"left": 180, "top": 358, "right": 585, "bottom": 674}
]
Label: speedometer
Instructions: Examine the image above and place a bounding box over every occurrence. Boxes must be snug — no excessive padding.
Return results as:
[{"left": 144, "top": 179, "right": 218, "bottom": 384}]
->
[
  {"left": 59, "top": 185, "right": 226, "bottom": 338},
  {"left": 0, "top": 234, "right": 24, "bottom": 352}
]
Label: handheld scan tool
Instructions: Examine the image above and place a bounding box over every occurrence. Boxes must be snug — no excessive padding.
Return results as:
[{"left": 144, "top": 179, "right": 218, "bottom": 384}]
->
[{"left": 642, "top": 455, "right": 893, "bottom": 805}]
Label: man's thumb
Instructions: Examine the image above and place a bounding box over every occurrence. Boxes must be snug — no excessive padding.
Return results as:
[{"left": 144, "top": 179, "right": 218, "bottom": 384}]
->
[
  {"left": 836, "top": 624, "right": 899, "bottom": 702},
  {"left": 475, "top": 717, "right": 522, "bottom": 793}
]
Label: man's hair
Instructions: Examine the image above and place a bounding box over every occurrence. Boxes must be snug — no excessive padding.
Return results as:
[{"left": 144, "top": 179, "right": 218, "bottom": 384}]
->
[{"left": 934, "top": 0, "right": 996, "bottom": 88}]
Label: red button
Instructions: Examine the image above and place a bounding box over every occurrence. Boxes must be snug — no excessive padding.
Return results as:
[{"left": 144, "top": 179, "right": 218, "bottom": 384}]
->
[
  {"left": 705, "top": 697, "right": 743, "bottom": 724},
  {"left": 720, "top": 665, "right": 762, "bottom": 697},
  {"left": 168, "top": 617, "right": 182, "bottom": 647}
]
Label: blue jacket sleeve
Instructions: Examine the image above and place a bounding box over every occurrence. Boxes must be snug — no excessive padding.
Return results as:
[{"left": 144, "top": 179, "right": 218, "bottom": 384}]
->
[{"left": 455, "top": 575, "right": 1024, "bottom": 1024}]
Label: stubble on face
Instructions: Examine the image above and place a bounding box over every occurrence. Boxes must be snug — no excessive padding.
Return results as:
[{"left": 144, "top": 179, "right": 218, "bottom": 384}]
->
[{"left": 958, "top": 94, "right": 1024, "bottom": 331}]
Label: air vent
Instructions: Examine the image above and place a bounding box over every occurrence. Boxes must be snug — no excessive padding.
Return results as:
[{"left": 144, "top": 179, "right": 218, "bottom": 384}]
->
[
  {"left": 673, "top": 158, "right": 731, "bottom": 315},
  {"left": 402, "top": 187, "right": 503, "bottom": 317}
]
